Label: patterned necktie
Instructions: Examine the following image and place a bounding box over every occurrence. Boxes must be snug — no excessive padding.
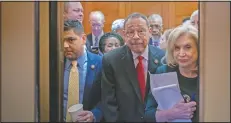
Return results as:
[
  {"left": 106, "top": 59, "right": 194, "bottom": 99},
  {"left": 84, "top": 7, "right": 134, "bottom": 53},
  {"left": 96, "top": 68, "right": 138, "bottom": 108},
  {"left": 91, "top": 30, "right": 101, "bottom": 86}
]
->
[
  {"left": 154, "top": 41, "right": 159, "bottom": 47},
  {"left": 95, "top": 36, "right": 99, "bottom": 46},
  {"left": 66, "top": 61, "right": 79, "bottom": 122},
  {"left": 136, "top": 56, "right": 146, "bottom": 102}
]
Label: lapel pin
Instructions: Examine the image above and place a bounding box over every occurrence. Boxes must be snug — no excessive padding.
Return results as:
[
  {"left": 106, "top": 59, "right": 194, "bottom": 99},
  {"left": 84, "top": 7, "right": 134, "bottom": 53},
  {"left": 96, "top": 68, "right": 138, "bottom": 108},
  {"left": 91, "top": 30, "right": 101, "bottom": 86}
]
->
[
  {"left": 91, "top": 65, "right": 95, "bottom": 70},
  {"left": 154, "top": 59, "right": 159, "bottom": 64}
]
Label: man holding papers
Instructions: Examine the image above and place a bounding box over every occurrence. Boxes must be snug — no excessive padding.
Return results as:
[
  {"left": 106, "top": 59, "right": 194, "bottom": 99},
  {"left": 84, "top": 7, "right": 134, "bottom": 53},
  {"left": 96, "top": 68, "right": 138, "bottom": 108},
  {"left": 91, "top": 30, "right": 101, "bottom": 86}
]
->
[{"left": 145, "top": 25, "right": 199, "bottom": 122}]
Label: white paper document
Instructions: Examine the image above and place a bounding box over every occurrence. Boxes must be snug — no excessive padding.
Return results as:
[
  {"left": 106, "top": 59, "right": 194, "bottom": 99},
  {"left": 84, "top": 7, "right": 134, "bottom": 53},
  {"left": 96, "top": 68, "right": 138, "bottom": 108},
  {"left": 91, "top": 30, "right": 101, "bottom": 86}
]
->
[{"left": 150, "top": 72, "right": 192, "bottom": 122}]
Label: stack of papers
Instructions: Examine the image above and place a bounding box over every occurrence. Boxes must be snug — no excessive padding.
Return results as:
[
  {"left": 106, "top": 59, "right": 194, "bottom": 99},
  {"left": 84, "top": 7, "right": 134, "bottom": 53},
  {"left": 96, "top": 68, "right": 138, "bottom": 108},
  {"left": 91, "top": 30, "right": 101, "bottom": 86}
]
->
[{"left": 150, "top": 72, "right": 192, "bottom": 122}]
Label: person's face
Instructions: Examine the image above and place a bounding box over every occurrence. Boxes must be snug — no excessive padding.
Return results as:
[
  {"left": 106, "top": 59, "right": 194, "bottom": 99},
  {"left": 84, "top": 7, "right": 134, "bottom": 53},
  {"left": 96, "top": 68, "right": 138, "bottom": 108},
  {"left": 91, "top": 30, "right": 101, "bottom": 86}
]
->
[
  {"left": 90, "top": 15, "right": 104, "bottom": 36},
  {"left": 149, "top": 19, "right": 163, "bottom": 38},
  {"left": 173, "top": 34, "right": 198, "bottom": 69},
  {"left": 124, "top": 17, "right": 151, "bottom": 54},
  {"left": 104, "top": 37, "right": 121, "bottom": 53},
  {"left": 191, "top": 14, "right": 198, "bottom": 30},
  {"left": 64, "top": 2, "right": 84, "bottom": 23},
  {"left": 159, "top": 35, "right": 167, "bottom": 50},
  {"left": 63, "top": 29, "right": 86, "bottom": 60}
]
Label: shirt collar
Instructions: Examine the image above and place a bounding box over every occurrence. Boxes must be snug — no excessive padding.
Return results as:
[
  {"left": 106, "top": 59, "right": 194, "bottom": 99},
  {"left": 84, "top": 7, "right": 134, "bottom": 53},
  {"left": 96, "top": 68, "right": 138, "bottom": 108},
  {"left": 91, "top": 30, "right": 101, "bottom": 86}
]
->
[
  {"left": 92, "top": 31, "right": 104, "bottom": 39},
  {"left": 65, "top": 45, "right": 88, "bottom": 69},
  {"left": 131, "top": 45, "right": 149, "bottom": 61}
]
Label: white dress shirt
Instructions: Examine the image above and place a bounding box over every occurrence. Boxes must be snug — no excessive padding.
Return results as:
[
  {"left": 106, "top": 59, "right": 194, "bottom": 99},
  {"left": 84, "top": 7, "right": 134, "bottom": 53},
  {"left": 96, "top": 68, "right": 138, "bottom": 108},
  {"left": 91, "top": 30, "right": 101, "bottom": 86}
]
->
[
  {"left": 92, "top": 31, "right": 104, "bottom": 46},
  {"left": 131, "top": 45, "right": 149, "bottom": 85}
]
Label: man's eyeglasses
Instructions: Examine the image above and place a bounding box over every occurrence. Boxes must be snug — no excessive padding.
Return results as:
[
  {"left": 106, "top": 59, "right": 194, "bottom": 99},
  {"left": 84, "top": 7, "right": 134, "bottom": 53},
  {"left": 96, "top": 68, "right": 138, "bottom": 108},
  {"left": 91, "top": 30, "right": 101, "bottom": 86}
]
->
[
  {"left": 150, "top": 24, "right": 162, "bottom": 29},
  {"left": 125, "top": 30, "right": 147, "bottom": 38}
]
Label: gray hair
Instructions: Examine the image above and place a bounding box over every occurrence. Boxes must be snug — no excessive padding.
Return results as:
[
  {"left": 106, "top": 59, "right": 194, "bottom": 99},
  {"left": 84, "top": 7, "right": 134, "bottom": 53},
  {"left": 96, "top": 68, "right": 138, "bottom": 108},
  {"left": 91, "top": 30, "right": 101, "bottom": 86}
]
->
[
  {"left": 148, "top": 14, "right": 163, "bottom": 24},
  {"left": 190, "top": 10, "right": 199, "bottom": 20},
  {"left": 111, "top": 19, "right": 125, "bottom": 31},
  {"left": 89, "top": 11, "right": 105, "bottom": 22},
  {"left": 124, "top": 12, "right": 150, "bottom": 28}
]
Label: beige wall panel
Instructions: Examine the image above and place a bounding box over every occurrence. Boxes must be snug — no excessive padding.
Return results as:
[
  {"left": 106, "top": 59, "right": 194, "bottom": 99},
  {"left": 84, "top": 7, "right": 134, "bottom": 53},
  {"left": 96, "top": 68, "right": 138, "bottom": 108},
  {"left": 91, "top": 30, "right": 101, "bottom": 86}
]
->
[
  {"left": 39, "top": 2, "right": 50, "bottom": 122},
  {"left": 200, "top": 2, "right": 230, "bottom": 122},
  {"left": 1, "top": 2, "right": 35, "bottom": 122}
]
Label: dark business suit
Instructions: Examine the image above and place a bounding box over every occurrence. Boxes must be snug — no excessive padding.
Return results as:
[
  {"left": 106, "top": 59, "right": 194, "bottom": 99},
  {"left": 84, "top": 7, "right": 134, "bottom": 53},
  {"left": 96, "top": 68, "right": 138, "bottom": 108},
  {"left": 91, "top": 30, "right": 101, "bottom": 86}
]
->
[
  {"left": 101, "top": 45, "right": 165, "bottom": 122},
  {"left": 64, "top": 51, "right": 103, "bottom": 122},
  {"left": 86, "top": 33, "right": 93, "bottom": 51}
]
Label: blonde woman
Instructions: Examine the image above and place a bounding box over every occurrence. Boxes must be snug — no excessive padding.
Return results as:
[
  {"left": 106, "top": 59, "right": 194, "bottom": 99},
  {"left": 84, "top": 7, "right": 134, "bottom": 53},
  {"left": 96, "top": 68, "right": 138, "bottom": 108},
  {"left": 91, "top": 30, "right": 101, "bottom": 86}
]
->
[{"left": 145, "top": 25, "right": 199, "bottom": 122}]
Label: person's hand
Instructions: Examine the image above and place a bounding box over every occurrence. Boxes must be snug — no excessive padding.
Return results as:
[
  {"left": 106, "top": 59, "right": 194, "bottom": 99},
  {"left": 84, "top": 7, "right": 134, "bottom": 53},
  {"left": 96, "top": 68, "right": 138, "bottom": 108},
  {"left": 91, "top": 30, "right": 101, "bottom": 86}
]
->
[
  {"left": 156, "top": 99, "right": 196, "bottom": 122},
  {"left": 168, "top": 99, "right": 197, "bottom": 120},
  {"left": 76, "top": 110, "right": 94, "bottom": 122}
]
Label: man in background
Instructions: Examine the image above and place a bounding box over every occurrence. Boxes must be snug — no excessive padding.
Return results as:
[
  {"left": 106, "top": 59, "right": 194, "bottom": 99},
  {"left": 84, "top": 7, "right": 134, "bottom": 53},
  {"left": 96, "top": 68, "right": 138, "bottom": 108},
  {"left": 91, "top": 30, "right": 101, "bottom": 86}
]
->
[
  {"left": 86, "top": 11, "right": 105, "bottom": 54},
  {"left": 190, "top": 10, "right": 199, "bottom": 30},
  {"left": 64, "top": 2, "right": 84, "bottom": 23},
  {"left": 111, "top": 19, "right": 125, "bottom": 40},
  {"left": 147, "top": 14, "right": 163, "bottom": 48}
]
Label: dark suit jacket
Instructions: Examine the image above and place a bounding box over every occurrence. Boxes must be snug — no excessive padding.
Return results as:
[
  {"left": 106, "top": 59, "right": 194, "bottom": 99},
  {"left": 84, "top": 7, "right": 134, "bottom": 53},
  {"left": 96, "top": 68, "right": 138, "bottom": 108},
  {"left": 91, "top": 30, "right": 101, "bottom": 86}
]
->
[
  {"left": 101, "top": 45, "right": 165, "bottom": 122},
  {"left": 64, "top": 51, "right": 103, "bottom": 122},
  {"left": 86, "top": 33, "right": 93, "bottom": 51}
]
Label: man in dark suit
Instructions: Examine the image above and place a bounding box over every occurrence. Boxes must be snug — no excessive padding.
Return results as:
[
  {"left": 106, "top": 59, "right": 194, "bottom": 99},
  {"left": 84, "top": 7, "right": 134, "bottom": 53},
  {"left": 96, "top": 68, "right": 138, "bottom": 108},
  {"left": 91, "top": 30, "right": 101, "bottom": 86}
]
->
[
  {"left": 86, "top": 11, "right": 105, "bottom": 54},
  {"left": 101, "top": 12, "right": 165, "bottom": 122},
  {"left": 63, "top": 20, "right": 103, "bottom": 122}
]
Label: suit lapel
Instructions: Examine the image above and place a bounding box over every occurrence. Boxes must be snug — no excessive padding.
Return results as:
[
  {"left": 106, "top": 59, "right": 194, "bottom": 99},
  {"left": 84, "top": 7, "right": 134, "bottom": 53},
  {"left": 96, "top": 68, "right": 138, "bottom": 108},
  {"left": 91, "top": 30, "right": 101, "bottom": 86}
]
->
[
  {"left": 148, "top": 46, "right": 160, "bottom": 73},
  {"left": 144, "top": 46, "right": 162, "bottom": 101},
  {"left": 122, "top": 46, "right": 143, "bottom": 103},
  {"left": 82, "top": 52, "right": 97, "bottom": 108}
]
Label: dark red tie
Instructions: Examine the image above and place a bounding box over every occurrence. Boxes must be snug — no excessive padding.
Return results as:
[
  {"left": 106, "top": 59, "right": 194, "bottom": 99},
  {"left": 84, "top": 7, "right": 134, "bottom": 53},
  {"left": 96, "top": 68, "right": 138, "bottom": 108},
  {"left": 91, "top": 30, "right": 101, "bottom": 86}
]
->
[{"left": 136, "top": 56, "right": 146, "bottom": 101}]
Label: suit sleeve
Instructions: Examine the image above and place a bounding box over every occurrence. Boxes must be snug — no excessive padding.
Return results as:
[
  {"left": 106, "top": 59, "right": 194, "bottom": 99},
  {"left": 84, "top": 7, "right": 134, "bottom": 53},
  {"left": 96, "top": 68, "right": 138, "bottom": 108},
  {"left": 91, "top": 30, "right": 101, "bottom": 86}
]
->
[
  {"left": 144, "top": 65, "right": 166, "bottom": 121},
  {"left": 144, "top": 91, "right": 158, "bottom": 122},
  {"left": 90, "top": 56, "right": 103, "bottom": 122},
  {"left": 101, "top": 55, "right": 119, "bottom": 122},
  {"left": 90, "top": 74, "right": 103, "bottom": 122}
]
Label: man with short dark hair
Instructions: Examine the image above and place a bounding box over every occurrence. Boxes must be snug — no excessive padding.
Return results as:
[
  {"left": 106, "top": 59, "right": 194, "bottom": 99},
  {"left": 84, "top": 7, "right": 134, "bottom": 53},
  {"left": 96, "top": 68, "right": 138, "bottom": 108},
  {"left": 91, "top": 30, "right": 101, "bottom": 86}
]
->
[
  {"left": 101, "top": 12, "right": 165, "bottom": 122},
  {"left": 63, "top": 20, "right": 102, "bottom": 122}
]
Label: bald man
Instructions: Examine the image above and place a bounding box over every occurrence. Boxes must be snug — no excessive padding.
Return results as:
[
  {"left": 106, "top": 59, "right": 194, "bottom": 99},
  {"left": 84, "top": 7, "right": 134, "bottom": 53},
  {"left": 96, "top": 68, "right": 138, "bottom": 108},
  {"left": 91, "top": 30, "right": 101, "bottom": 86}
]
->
[
  {"left": 64, "top": 2, "right": 84, "bottom": 23},
  {"left": 86, "top": 11, "right": 105, "bottom": 54},
  {"left": 190, "top": 10, "right": 199, "bottom": 30}
]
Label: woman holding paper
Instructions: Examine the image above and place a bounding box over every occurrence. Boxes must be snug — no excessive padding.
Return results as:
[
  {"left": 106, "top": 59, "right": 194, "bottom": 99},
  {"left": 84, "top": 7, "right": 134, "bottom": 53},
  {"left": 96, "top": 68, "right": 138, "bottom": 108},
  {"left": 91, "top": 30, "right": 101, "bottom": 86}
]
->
[{"left": 145, "top": 25, "right": 199, "bottom": 122}]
